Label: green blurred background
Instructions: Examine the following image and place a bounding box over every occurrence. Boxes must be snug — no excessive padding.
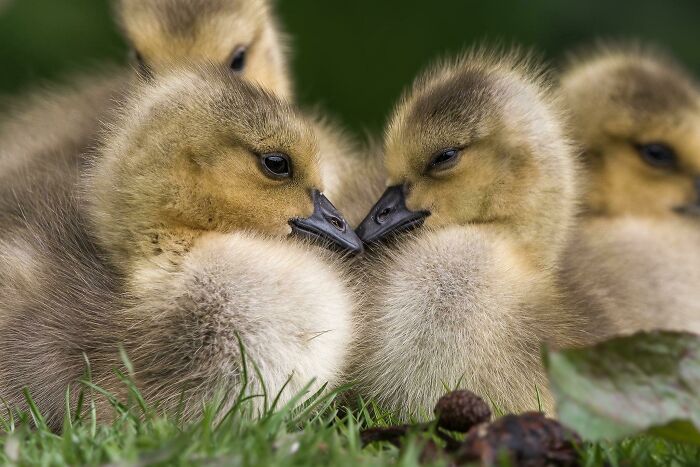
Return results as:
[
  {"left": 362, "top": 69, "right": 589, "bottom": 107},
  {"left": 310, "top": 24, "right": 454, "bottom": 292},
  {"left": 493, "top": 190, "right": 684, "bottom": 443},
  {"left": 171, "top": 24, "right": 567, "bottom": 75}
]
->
[{"left": 1, "top": 0, "right": 699, "bottom": 133}]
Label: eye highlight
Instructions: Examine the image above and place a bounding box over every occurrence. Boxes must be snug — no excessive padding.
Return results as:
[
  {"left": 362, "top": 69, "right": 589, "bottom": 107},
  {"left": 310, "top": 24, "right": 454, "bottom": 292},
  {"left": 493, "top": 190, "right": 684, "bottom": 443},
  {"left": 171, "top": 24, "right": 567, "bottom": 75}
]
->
[
  {"left": 635, "top": 143, "right": 677, "bottom": 169},
  {"left": 260, "top": 153, "right": 292, "bottom": 179},
  {"left": 230, "top": 46, "right": 247, "bottom": 72},
  {"left": 427, "top": 148, "right": 461, "bottom": 173}
]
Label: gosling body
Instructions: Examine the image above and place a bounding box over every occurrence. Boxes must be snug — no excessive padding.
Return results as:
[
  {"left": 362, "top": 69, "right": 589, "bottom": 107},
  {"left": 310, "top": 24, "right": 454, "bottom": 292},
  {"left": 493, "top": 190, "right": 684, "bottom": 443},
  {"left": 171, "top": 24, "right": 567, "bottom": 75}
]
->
[
  {"left": 350, "top": 50, "right": 602, "bottom": 420},
  {"left": 559, "top": 44, "right": 700, "bottom": 334},
  {"left": 0, "top": 65, "right": 358, "bottom": 429}
]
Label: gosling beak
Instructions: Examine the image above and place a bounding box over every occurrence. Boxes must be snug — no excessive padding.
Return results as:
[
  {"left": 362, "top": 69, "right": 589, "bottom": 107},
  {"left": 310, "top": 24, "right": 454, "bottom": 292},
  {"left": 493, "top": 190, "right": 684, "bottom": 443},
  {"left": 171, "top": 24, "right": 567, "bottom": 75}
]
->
[
  {"left": 356, "top": 184, "right": 430, "bottom": 245},
  {"left": 674, "top": 178, "right": 700, "bottom": 216},
  {"left": 289, "top": 190, "right": 364, "bottom": 254}
]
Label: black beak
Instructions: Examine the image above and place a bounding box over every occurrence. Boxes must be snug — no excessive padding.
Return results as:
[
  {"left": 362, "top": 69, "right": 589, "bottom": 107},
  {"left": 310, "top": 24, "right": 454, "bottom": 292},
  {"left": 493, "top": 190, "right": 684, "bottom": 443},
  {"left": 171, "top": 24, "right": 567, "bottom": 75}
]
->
[
  {"left": 674, "top": 178, "right": 700, "bottom": 216},
  {"left": 355, "top": 185, "right": 430, "bottom": 245},
  {"left": 289, "top": 190, "right": 364, "bottom": 254}
]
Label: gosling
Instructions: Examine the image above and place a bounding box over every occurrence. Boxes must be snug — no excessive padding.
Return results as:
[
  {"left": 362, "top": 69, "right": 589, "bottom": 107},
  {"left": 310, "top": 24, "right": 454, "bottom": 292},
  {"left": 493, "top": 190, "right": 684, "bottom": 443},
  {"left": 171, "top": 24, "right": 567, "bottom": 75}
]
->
[
  {"left": 0, "top": 0, "right": 292, "bottom": 177},
  {"left": 0, "top": 64, "right": 361, "bottom": 429},
  {"left": 350, "top": 49, "right": 600, "bottom": 420},
  {"left": 558, "top": 44, "right": 700, "bottom": 334}
]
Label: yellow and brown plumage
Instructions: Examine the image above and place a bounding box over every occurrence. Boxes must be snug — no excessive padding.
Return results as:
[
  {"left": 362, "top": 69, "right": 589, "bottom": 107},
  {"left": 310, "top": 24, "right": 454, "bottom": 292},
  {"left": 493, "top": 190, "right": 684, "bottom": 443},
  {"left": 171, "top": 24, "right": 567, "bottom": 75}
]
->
[
  {"left": 559, "top": 43, "right": 700, "bottom": 335},
  {"left": 347, "top": 48, "right": 601, "bottom": 420},
  {"left": 0, "top": 64, "right": 361, "bottom": 430}
]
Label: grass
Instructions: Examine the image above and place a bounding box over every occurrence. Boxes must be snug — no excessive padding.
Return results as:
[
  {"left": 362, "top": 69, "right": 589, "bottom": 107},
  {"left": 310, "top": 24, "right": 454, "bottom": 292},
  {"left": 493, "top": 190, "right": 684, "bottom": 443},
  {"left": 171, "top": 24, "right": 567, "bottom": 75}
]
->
[
  {"left": 1, "top": 349, "right": 699, "bottom": 466},
  {"left": 0, "top": 383, "right": 407, "bottom": 466},
  {"left": 2, "top": 383, "right": 700, "bottom": 466}
]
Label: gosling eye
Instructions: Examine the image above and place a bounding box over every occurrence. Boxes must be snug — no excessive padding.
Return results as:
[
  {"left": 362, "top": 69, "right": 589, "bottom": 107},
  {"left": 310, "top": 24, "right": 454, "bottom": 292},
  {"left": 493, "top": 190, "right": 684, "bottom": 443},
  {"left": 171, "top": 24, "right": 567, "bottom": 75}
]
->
[
  {"left": 260, "top": 153, "right": 292, "bottom": 179},
  {"left": 635, "top": 143, "right": 677, "bottom": 169},
  {"left": 230, "top": 46, "right": 247, "bottom": 72},
  {"left": 427, "top": 148, "right": 461, "bottom": 173}
]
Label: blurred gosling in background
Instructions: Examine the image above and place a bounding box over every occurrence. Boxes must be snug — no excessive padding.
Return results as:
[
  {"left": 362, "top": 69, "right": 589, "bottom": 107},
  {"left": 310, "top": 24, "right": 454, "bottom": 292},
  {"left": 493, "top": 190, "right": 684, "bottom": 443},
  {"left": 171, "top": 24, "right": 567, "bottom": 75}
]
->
[{"left": 559, "top": 44, "right": 700, "bottom": 335}]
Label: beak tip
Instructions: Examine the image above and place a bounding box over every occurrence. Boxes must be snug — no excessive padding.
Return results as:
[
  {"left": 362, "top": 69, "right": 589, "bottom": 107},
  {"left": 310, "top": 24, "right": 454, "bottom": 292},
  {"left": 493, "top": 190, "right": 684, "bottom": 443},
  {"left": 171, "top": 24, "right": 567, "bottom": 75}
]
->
[
  {"left": 351, "top": 243, "right": 364, "bottom": 255},
  {"left": 288, "top": 191, "right": 364, "bottom": 255},
  {"left": 355, "top": 185, "right": 429, "bottom": 245}
]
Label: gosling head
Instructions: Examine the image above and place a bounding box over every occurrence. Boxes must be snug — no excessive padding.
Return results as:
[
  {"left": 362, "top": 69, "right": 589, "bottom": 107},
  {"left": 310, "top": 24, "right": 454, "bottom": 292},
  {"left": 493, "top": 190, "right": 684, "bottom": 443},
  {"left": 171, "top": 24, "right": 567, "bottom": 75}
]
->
[
  {"left": 88, "top": 64, "right": 362, "bottom": 277},
  {"left": 114, "top": 0, "right": 291, "bottom": 96},
  {"left": 559, "top": 44, "right": 700, "bottom": 217},
  {"left": 357, "top": 50, "right": 577, "bottom": 265}
]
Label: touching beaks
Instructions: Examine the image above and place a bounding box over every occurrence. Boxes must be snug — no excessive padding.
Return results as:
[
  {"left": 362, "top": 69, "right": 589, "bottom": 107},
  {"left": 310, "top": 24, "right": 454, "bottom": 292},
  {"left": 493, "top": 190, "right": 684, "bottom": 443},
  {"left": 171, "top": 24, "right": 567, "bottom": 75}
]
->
[
  {"left": 289, "top": 190, "right": 364, "bottom": 254},
  {"left": 355, "top": 184, "right": 430, "bottom": 245}
]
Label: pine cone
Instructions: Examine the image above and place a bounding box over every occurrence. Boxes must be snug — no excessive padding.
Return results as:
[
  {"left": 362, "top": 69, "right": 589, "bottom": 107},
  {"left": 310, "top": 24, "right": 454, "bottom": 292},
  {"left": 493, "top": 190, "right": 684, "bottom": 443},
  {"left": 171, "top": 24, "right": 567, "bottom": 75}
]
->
[
  {"left": 455, "top": 412, "right": 581, "bottom": 466},
  {"left": 434, "top": 390, "right": 492, "bottom": 432}
]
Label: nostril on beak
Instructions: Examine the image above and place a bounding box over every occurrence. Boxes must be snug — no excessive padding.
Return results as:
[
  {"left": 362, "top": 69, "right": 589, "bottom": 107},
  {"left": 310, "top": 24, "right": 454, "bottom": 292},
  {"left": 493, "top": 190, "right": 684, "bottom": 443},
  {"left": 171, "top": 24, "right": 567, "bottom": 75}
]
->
[
  {"left": 325, "top": 214, "right": 346, "bottom": 232},
  {"left": 375, "top": 207, "right": 393, "bottom": 224}
]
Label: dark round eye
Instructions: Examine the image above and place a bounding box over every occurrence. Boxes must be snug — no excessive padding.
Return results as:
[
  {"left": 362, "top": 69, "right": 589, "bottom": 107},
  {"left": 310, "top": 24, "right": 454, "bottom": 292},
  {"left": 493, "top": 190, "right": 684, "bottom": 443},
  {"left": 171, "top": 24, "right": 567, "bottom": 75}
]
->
[
  {"left": 261, "top": 153, "right": 291, "bottom": 178},
  {"left": 636, "top": 143, "right": 677, "bottom": 169},
  {"left": 428, "top": 148, "right": 461, "bottom": 172},
  {"left": 230, "top": 46, "right": 247, "bottom": 72}
]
